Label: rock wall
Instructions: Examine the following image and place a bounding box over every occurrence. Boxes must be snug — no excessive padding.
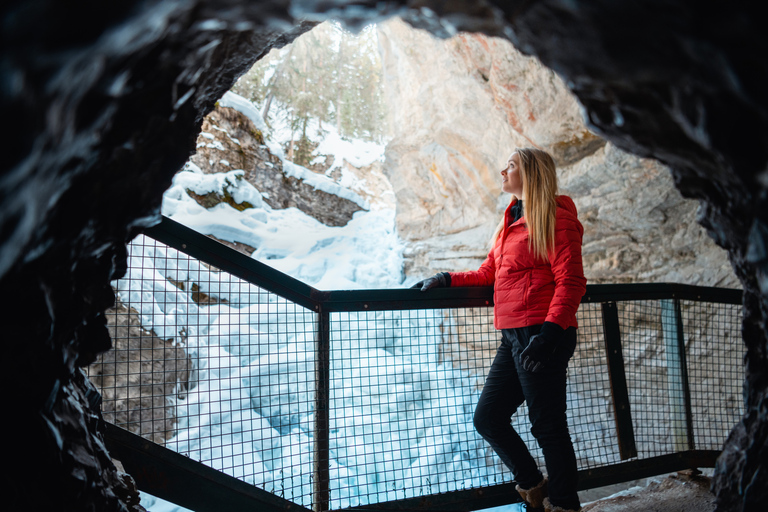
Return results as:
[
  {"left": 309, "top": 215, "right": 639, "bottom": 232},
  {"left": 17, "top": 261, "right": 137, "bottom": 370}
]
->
[
  {"left": 561, "top": 144, "right": 738, "bottom": 287},
  {"left": 190, "top": 105, "right": 366, "bottom": 228},
  {"left": 86, "top": 296, "right": 192, "bottom": 445},
  {"left": 379, "top": 18, "right": 561, "bottom": 276},
  {"left": 379, "top": 19, "right": 737, "bottom": 288}
]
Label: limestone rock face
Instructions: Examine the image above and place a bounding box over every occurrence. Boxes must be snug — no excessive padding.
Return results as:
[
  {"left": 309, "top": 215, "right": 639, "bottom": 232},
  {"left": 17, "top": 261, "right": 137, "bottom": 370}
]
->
[
  {"left": 379, "top": 17, "right": 587, "bottom": 277},
  {"left": 378, "top": 18, "right": 519, "bottom": 273},
  {"left": 189, "top": 105, "right": 366, "bottom": 227},
  {"left": 380, "top": 19, "right": 736, "bottom": 289},
  {"left": 445, "top": 30, "right": 604, "bottom": 168},
  {"left": 561, "top": 144, "right": 738, "bottom": 287}
]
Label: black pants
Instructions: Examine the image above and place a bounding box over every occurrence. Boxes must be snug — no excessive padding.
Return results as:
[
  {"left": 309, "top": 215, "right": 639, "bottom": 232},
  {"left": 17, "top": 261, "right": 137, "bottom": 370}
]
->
[{"left": 473, "top": 325, "right": 580, "bottom": 510}]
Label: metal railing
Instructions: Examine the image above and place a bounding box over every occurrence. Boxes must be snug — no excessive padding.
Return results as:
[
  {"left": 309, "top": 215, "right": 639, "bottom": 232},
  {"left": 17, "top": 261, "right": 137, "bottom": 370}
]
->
[{"left": 88, "top": 216, "right": 744, "bottom": 512}]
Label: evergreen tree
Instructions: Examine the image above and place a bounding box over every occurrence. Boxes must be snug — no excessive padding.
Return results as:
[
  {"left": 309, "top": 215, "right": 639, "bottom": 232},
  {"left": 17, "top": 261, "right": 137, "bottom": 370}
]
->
[{"left": 231, "top": 21, "right": 387, "bottom": 163}]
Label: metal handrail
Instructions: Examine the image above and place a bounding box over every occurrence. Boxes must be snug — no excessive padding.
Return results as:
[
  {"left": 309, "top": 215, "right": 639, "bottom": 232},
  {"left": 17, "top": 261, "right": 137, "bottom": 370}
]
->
[{"left": 145, "top": 216, "right": 743, "bottom": 310}]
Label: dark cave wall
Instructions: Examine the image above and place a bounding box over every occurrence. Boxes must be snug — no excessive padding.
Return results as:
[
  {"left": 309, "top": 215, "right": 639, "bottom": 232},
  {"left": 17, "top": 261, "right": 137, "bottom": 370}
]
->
[
  {"left": 1, "top": 1, "right": 766, "bottom": 511},
  {"left": 1, "top": 2, "right": 313, "bottom": 509}
]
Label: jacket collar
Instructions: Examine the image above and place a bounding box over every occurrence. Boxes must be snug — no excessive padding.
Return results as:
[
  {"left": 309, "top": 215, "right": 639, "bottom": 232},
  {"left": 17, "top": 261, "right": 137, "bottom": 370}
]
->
[
  {"left": 506, "top": 195, "right": 578, "bottom": 213},
  {"left": 505, "top": 198, "right": 526, "bottom": 227}
]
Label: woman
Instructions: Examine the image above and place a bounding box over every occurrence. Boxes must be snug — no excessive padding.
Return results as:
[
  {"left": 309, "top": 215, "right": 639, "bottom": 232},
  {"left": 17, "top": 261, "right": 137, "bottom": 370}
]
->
[{"left": 413, "top": 148, "right": 586, "bottom": 512}]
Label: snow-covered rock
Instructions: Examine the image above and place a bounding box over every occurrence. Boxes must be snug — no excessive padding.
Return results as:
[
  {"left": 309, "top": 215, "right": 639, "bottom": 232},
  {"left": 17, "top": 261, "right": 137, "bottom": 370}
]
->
[{"left": 188, "top": 96, "right": 368, "bottom": 228}]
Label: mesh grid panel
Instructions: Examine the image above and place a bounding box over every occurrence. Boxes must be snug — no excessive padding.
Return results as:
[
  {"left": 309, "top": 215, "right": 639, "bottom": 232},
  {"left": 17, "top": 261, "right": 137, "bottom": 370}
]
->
[
  {"left": 570, "top": 303, "right": 621, "bottom": 468},
  {"left": 328, "top": 308, "right": 510, "bottom": 508},
  {"left": 616, "top": 300, "right": 744, "bottom": 458},
  {"left": 87, "top": 235, "right": 318, "bottom": 506},
  {"left": 618, "top": 300, "right": 675, "bottom": 458},
  {"left": 681, "top": 300, "right": 744, "bottom": 449},
  {"left": 88, "top": 233, "right": 745, "bottom": 510}
]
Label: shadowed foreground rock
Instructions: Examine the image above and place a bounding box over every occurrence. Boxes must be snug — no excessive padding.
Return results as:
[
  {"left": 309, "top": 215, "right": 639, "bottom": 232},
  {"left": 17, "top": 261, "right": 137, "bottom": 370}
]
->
[
  {"left": 582, "top": 472, "right": 715, "bottom": 512},
  {"left": 1, "top": 1, "right": 766, "bottom": 510}
]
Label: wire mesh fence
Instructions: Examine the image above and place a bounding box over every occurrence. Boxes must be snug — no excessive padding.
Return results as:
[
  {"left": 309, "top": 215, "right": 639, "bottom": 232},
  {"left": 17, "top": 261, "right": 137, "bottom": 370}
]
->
[
  {"left": 569, "top": 303, "right": 621, "bottom": 469},
  {"left": 681, "top": 300, "right": 743, "bottom": 450},
  {"left": 328, "top": 308, "right": 499, "bottom": 508},
  {"left": 87, "top": 231, "right": 745, "bottom": 511},
  {"left": 615, "top": 300, "right": 744, "bottom": 459},
  {"left": 87, "top": 234, "right": 320, "bottom": 505}
]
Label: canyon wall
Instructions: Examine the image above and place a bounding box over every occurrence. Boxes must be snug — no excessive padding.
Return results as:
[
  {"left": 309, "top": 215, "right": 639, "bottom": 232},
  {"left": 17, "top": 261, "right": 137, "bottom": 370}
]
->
[{"left": 378, "top": 19, "right": 737, "bottom": 288}]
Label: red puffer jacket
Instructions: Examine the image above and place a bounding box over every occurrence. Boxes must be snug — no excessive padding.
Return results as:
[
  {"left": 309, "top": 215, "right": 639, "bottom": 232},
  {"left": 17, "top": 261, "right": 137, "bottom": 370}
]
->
[{"left": 449, "top": 195, "right": 586, "bottom": 330}]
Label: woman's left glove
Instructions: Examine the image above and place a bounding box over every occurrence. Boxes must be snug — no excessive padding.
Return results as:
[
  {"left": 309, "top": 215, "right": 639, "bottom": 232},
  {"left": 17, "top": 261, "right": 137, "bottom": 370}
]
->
[
  {"left": 411, "top": 272, "right": 451, "bottom": 291},
  {"left": 520, "top": 322, "right": 564, "bottom": 372}
]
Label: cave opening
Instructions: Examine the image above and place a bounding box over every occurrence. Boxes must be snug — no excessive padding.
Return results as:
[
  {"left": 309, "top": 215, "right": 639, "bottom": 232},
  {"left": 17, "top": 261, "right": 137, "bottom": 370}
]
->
[{"left": 100, "top": 12, "right": 744, "bottom": 512}]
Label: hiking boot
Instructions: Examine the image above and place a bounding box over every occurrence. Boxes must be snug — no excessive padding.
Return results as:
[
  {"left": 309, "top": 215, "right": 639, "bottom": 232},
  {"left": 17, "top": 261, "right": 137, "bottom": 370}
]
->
[{"left": 516, "top": 477, "right": 548, "bottom": 509}]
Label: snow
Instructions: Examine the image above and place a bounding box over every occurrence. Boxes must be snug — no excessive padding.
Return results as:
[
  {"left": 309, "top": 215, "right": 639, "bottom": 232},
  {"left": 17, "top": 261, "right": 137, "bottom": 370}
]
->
[
  {"left": 282, "top": 159, "right": 370, "bottom": 210},
  {"left": 219, "top": 91, "right": 269, "bottom": 135},
  {"left": 311, "top": 125, "right": 386, "bottom": 170},
  {"left": 224, "top": 89, "right": 384, "bottom": 172},
  {"left": 162, "top": 165, "right": 399, "bottom": 291}
]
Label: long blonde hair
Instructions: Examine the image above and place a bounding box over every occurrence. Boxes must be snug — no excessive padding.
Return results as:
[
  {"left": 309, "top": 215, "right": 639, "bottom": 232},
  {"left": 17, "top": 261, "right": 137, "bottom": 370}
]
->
[{"left": 491, "top": 148, "right": 559, "bottom": 260}]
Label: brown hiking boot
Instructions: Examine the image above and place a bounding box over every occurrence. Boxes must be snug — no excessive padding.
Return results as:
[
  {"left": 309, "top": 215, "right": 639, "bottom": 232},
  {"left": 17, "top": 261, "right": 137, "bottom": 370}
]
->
[{"left": 516, "top": 477, "right": 548, "bottom": 509}]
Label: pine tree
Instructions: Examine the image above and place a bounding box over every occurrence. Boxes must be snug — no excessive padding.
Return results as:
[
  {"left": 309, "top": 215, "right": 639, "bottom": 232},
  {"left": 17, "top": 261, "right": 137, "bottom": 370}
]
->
[{"left": 231, "top": 21, "right": 388, "bottom": 162}]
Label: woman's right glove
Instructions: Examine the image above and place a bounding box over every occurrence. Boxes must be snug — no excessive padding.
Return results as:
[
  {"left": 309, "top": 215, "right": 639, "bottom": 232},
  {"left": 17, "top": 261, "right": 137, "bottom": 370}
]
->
[
  {"left": 520, "top": 335, "right": 556, "bottom": 372},
  {"left": 520, "top": 322, "right": 565, "bottom": 372},
  {"left": 411, "top": 272, "right": 451, "bottom": 291}
]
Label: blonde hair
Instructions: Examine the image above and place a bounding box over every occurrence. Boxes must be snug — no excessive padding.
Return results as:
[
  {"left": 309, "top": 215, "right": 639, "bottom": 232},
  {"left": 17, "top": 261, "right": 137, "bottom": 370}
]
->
[{"left": 491, "top": 148, "right": 558, "bottom": 261}]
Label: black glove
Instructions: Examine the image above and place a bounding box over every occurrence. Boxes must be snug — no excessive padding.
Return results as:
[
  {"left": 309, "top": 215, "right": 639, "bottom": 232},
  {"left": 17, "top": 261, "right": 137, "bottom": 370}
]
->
[
  {"left": 410, "top": 272, "right": 451, "bottom": 291},
  {"left": 520, "top": 322, "right": 564, "bottom": 372}
]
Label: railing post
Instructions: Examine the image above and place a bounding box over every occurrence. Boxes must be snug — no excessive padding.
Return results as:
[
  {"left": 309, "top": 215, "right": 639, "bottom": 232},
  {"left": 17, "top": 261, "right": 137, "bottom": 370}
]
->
[
  {"left": 661, "top": 299, "right": 695, "bottom": 451},
  {"left": 313, "top": 309, "right": 331, "bottom": 512},
  {"left": 601, "top": 301, "right": 638, "bottom": 460}
]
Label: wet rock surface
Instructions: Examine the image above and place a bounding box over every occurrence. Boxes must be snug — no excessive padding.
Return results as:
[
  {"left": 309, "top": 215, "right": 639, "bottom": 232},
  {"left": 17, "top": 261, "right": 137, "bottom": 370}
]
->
[
  {"left": 2, "top": 2, "right": 312, "bottom": 510},
  {"left": 2, "top": 1, "right": 767, "bottom": 510}
]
